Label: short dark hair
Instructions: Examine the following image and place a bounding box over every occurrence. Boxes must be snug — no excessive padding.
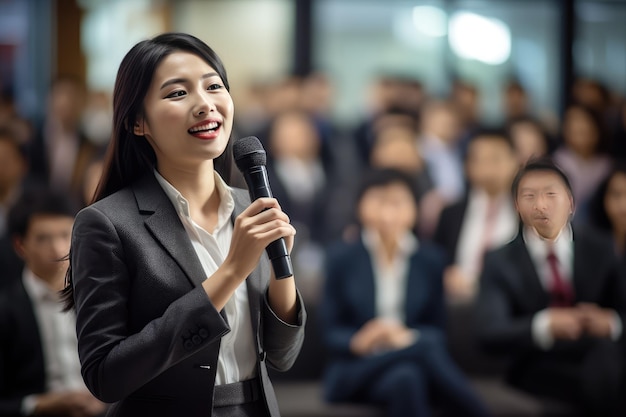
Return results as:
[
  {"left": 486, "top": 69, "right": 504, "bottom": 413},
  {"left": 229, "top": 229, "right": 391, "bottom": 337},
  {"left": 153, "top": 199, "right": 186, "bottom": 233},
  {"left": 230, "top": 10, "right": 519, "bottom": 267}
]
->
[
  {"left": 356, "top": 168, "right": 420, "bottom": 208},
  {"left": 466, "top": 127, "right": 515, "bottom": 157},
  {"left": 7, "top": 188, "right": 77, "bottom": 239},
  {"left": 511, "top": 158, "right": 573, "bottom": 200}
]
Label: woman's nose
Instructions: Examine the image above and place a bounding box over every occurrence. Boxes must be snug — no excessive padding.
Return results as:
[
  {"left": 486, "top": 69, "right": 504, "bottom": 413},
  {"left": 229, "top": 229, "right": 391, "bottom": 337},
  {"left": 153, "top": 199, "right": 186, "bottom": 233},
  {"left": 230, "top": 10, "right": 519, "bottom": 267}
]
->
[{"left": 194, "top": 93, "right": 216, "bottom": 117}]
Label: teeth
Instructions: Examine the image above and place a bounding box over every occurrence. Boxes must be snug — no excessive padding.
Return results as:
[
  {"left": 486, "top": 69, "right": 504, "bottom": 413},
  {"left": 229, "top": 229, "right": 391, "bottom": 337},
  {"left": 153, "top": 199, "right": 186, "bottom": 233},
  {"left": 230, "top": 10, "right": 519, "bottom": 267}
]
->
[{"left": 189, "top": 122, "right": 219, "bottom": 133}]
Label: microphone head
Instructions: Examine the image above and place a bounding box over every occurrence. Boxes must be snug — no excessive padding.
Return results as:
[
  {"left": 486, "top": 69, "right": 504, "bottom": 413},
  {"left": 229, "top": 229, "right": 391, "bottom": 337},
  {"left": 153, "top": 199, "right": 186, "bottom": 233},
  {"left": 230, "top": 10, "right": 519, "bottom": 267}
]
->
[{"left": 233, "top": 136, "right": 267, "bottom": 171}]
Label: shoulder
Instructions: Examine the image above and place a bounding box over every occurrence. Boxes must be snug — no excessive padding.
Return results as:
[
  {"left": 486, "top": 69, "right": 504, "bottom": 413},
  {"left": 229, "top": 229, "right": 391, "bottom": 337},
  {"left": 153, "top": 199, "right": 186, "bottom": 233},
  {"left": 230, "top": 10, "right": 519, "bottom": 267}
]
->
[
  {"left": 325, "top": 239, "right": 365, "bottom": 267},
  {"left": 573, "top": 226, "right": 615, "bottom": 255},
  {"left": 483, "top": 234, "right": 523, "bottom": 266}
]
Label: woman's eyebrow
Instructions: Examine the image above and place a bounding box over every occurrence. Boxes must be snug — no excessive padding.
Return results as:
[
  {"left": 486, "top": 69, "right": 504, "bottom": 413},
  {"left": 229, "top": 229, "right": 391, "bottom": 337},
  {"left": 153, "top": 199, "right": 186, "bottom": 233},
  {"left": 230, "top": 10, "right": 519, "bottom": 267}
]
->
[{"left": 160, "top": 72, "right": 219, "bottom": 90}]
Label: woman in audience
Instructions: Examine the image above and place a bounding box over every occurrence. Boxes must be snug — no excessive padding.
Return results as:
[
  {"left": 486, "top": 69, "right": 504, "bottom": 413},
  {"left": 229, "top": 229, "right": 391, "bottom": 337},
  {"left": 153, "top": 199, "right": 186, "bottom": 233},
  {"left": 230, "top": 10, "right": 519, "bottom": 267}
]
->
[
  {"left": 553, "top": 103, "right": 612, "bottom": 223},
  {"left": 589, "top": 161, "right": 626, "bottom": 259}
]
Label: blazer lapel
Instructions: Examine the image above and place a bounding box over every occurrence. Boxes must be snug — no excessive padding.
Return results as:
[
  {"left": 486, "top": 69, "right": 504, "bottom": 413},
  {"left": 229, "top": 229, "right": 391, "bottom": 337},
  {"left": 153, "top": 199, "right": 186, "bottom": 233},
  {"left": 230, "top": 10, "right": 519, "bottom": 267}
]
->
[
  {"left": 354, "top": 241, "right": 377, "bottom": 321},
  {"left": 510, "top": 234, "right": 549, "bottom": 310},
  {"left": 572, "top": 230, "right": 592, "bottom": 302},
  {"left": 132, "top": 173, "right": 207, "bottom": 289}
]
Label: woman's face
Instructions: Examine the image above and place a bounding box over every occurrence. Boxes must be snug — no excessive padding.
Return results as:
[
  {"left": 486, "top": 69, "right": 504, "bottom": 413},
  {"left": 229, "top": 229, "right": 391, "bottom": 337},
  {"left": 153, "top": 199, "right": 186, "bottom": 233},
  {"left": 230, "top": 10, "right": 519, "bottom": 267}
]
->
[
  {"left": 358, "top": 182, "right": 418, "bottom": 241},
  {"left": 604, "top": 172, "right": 626, "bottom": 232},
  {"left": 563, "top": 107, "right": 599, "bottom": 157},
  {"left": 135, "top": 51, "right": 234, "bottom": 170}
]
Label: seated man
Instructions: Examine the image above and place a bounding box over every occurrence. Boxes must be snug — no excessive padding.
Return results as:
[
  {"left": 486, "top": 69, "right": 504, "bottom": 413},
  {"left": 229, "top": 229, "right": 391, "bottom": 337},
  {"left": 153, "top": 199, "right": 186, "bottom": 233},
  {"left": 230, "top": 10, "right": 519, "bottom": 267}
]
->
[
  {"left": 477, "top": 159, "right": 626, "bottom": 417},
  {"left": 0, "top": 189, "right": 105, "bottom": 417},
  {"left": 320, "top": 169, "right": 491, "bottom": 417},
  {"left": 433, "top": 128, "right": 519, "bottom": 303}
]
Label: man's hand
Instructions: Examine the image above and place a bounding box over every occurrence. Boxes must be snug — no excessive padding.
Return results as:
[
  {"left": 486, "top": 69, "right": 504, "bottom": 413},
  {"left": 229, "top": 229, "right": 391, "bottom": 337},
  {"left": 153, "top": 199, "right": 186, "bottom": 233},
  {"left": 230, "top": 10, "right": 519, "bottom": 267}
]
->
[
  {"left": 443, "top": 265, "right": 476, "bottom": 302},
  {"left": 578, "top": 303, "right": 614, "bottom": 339},
  {"left": 34, "top": 390, "right": 105, "bottom": 417},
  {"left": 548, "top": 307, "right": 584, "bottom": 340}
]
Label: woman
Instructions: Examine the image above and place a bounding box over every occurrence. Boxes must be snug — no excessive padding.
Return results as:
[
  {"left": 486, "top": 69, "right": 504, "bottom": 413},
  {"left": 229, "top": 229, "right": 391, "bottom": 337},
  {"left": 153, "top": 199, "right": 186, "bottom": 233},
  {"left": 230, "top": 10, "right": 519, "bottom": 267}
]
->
[
  {"left": 553, "top": 103, "right": 612, "bottom": 223},
  {"left": 320, "top": 168, "right": 491, "bottom": 417},
  {"left": 62, "top": 33, "right": 305, "bottom": 417},
  {"left": 590, "top": 161, "right": 626, "bottom": 257}
]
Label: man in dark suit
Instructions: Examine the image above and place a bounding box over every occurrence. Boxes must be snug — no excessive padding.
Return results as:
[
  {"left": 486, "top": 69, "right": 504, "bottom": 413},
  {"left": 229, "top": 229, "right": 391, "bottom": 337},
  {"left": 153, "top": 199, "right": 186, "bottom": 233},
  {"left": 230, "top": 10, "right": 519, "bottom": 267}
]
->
[
  {"left": 0, "top": 189, "right": 105, "bottom": 417},
  {"left": 433, "top": 129, "right": 519, "bottom": 302},
  {"left": 476, "top": 159, "right": 626, "bottom": 416},
  {"left": 321, "top": 169, "right": 491, "bottom": 417}
]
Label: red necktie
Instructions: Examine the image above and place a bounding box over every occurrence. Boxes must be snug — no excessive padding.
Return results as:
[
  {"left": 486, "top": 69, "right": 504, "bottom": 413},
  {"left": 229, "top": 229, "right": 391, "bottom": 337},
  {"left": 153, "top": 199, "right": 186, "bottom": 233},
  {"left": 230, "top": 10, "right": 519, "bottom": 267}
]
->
[{"left": 546, "top": 250, "right": 574, "bottom": 307}]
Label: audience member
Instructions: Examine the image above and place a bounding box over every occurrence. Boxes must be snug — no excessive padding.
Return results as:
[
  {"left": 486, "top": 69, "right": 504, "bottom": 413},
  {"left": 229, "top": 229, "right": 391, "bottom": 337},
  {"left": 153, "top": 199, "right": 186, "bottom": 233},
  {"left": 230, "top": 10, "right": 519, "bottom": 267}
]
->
[
  {"left": 0, "top": 189, "right": 106, "bottom": 417},
  {"left": 26, "top": 76, "right": 100, "bottom": 205},
  {"left": 418, "top": 100, "right": 465, "bottom": 237},
  {"left": 0, "top": 88, "right": 32, "bottom": 145},
  {"left": 369, "top": 112, "right": 432, "bottom": 202},
  {"left": 476, "top": 159, "right": 626, "bottom": 417},
  {"left": 507, "top": 116, "right": 553, "bottom": 164},
  {"left": 434, "top": 129, "right": 519, "bottom": 303},
  {"left": 0, "top": 128, "right": 29, "bottom": 290},
  {"left": 352, "top": 75, "right": 425, "bottom": 166},
  {"left": 0, "top": 128, "right": 27, "bottom": 236},
  {"left": 589, "top": 161, "right": 626, "bottom": 258},
  {"left": 503, "top": 80, "right": 530, "bottom": 123},
  {"left": 553, "top": 103, "right": 612, "bottom": 222},
  {"left": 265, "top": 109, "right": 329, "bottom": 245},
  {"left": 321, "top": 168, "right": 491, "bottom": 417}
]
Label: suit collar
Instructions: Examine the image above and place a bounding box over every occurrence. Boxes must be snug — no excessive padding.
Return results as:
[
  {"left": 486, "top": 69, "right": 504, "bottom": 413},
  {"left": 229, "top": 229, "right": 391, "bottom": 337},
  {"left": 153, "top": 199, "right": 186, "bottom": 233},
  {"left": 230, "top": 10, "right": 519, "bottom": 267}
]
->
[{"left": 133, "top": 173, "right": 207, "bottom": 288}]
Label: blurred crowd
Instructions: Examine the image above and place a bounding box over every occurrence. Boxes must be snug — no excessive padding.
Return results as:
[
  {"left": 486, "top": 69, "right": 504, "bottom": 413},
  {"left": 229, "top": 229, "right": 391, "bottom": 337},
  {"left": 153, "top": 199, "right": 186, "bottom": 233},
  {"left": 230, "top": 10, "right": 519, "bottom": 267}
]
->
[{"left": 2, "top": 67, "right": 626, "bottom": 417}]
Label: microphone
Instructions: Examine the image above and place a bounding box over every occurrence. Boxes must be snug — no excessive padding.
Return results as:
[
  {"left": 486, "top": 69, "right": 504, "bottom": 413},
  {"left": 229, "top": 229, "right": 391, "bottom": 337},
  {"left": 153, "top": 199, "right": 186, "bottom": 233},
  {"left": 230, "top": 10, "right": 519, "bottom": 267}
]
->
[{"left": 233, "top": 136, "right": 294, "bottom": 279}]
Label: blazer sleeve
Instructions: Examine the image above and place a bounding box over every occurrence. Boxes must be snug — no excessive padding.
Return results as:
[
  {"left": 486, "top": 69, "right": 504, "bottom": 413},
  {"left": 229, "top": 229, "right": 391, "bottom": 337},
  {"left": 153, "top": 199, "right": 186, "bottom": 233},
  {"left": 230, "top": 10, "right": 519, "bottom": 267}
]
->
[
  {"left": 71, "top": 206, "right": 230, "bottom": 403},
  {"left": 261, "top": 290, "right": 306, "bottom": 372},
  {"left": 475, "top": 250, "right": 535, "bottom": 354}
]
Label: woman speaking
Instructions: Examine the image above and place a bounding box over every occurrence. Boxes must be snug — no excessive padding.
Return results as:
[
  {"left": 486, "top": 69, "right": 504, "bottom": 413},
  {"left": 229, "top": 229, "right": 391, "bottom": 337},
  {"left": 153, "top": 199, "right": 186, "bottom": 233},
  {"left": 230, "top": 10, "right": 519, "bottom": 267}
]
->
[{"left": 63, "top": 32, "right": 306, "bottom": 417}]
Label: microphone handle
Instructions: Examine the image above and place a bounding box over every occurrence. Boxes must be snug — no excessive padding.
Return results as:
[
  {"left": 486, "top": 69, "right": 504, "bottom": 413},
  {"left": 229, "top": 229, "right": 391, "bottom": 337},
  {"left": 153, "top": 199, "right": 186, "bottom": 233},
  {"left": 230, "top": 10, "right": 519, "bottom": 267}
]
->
[{"left": 243, "top": 166, "right": 294, "bottom": 279}]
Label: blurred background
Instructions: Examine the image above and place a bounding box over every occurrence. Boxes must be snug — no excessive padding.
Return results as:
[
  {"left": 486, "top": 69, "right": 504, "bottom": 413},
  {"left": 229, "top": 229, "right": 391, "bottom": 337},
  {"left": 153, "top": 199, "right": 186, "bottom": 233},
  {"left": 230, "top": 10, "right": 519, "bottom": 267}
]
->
[{"left": 1, "top": 0, "right": 626, "bottom": 416}]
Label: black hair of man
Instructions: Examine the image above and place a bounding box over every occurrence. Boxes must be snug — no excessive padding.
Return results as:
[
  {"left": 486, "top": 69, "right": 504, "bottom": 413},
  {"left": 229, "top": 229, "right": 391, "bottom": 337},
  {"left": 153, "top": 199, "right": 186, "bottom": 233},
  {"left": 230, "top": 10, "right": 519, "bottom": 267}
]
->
[
  {"left": 7, "top": 187, "right": 77, "bottom": 239},
  {"left": 465, "top": 127, "right": 516, "bottom": 159},
  {"left": 511, "top": 157, "right": 573, "bottom": 201},
  {"left": 356, "top": 168, "right": 421, "bottom": 208}
]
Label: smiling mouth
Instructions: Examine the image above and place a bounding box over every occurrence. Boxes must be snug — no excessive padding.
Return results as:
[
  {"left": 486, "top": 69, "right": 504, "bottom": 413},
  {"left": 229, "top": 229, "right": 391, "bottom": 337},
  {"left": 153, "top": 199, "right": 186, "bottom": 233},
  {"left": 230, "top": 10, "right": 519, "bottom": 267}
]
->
[{"left": 188, "top": 121, "right": 221, "bottom": 134}]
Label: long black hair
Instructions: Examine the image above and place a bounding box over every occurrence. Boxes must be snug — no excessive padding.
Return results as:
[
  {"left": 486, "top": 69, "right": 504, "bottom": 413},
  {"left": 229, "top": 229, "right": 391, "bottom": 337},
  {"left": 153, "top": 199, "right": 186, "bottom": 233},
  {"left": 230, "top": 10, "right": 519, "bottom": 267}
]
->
[{"left": 62, "top": 33, "right": 234, "bottom": 309}]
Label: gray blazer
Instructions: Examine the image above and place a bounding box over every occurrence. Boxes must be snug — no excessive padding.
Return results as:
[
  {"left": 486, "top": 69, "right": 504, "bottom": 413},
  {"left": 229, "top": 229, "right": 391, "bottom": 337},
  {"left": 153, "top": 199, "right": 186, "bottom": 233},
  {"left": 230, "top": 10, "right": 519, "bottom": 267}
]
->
[{"left": 70, "top": 172, "right": 306, "bottom": 417}]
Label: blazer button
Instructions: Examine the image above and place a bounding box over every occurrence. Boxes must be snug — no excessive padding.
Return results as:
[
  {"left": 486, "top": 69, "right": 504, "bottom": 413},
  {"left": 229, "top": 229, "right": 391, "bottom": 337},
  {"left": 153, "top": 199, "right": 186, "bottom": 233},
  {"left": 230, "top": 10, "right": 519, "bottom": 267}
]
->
[
  {"left": 199, "top": 328, "right": 208, "bottom": 339},
  {"left": 192, "top": 335, "right": 202, "bottom": 345},
  {"left": 184, "top": 340, "right": 194, "bottom": 351}
]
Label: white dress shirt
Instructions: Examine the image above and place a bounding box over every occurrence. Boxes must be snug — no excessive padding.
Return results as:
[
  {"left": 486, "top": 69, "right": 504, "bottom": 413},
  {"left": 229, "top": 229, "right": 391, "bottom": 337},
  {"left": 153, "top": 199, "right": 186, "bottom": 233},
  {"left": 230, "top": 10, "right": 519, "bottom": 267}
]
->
[
  {"left": 155, "top": 170, "right": 257, "bottom": 385},
  {"left": 524, "top": 226, "right": 622, "bottom": 350},
  {"left": 21, "top": 269, "right": 87, "bottom": 414},
  {"left": 361, "top": 229, "right": 418, "bottom": 324},
  {"left": 455, "top": 190, "right": 518, "bottom": 284}
]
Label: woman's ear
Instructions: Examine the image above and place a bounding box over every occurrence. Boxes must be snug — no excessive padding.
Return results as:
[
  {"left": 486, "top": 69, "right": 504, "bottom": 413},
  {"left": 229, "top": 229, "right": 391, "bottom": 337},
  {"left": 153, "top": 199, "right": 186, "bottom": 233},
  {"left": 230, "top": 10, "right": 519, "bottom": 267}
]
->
[{"left": 133, "top": 118, "right": 145, "bottom": 136}]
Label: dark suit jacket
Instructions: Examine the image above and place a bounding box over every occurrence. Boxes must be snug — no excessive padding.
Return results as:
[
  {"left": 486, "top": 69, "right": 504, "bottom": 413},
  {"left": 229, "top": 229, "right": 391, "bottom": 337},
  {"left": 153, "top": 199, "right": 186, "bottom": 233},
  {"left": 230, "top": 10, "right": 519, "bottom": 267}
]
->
[
  {"left": 0, "top": 278, "right": 46, "bottom": 417},
  {"left": 433, "top": 197, "right": 468, "bottom": 265},
  {"left": 70, "top": 173, "right": 306, "bottom": 417},
  {"left": 320, "top": 238, "right": 446, "bottom": 398},
  {"left": 476, "top": 228, "right": 626, "bottom": 359}
]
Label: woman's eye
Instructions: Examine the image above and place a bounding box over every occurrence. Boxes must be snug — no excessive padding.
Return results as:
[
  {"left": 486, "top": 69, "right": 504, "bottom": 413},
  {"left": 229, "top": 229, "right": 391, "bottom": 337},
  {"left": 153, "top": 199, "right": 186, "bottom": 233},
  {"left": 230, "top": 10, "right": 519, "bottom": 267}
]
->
[
  {"left": 207, "top": 83, "right": 223, "bottom": 91},
  {"left": 166, "top": 90, "right": 186, "bottom": 98}
]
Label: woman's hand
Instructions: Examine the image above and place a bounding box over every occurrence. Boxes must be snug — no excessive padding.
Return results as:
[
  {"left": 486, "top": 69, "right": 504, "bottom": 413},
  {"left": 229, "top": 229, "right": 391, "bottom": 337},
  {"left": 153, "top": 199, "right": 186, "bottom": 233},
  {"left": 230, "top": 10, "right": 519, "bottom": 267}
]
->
[
  {"left": 203, "top": 198, "right": 295, "bottom": 311},
  {"left": 225, "top": 198, "right": 295, "bottom": 279}
]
